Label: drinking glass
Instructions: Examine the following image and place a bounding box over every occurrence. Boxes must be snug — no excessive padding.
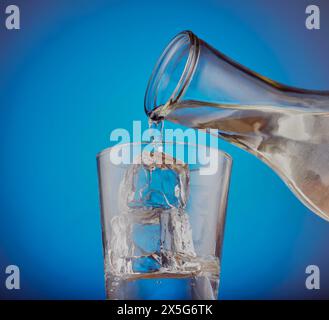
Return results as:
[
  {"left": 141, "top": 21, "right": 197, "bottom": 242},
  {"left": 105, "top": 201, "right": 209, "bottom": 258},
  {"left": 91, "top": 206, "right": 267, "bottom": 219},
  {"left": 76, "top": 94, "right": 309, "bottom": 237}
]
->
[{"left": 97, "top": 141, "right": 232, "bottom": 300}]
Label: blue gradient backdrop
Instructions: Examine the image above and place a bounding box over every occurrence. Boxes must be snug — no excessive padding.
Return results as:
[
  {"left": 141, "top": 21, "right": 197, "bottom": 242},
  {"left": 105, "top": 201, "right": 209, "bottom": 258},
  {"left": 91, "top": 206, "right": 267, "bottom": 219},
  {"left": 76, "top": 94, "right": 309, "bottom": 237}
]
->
[{"left": 0, "top": 0, "right": 329, "bottom": 299}]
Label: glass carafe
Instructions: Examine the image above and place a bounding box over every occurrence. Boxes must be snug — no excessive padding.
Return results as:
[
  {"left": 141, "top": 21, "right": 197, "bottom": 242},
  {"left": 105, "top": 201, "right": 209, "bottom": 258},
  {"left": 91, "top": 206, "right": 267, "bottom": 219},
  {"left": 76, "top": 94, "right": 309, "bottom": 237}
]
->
[{"left": 144, "top": 30, "right": 329, "bottom": 221}]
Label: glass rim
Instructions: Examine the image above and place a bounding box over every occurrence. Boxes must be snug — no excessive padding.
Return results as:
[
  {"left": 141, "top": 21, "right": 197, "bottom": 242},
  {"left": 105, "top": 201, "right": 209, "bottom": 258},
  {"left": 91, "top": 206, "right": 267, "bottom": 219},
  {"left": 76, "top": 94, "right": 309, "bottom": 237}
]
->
[
  {"left": 144, "top": 30, "right": 200, "bottom": 116},
  {"left": 96, "top": 141, "right": 232, "bottom": 163}
]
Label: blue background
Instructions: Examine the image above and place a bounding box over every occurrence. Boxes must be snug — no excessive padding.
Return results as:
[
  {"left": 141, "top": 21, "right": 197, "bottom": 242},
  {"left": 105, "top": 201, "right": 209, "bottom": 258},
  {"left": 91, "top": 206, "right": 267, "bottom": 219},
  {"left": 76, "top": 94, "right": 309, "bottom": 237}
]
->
[{"left": 0, "top": 0, "right": 329, "bottom": 299}]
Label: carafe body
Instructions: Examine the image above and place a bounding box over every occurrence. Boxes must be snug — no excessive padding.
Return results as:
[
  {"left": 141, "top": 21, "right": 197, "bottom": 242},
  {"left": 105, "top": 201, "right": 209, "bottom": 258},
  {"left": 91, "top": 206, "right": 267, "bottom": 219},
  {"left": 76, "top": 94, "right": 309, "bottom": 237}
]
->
[{"left": 145, "top": 31, "right": 329, "bottom": 221}]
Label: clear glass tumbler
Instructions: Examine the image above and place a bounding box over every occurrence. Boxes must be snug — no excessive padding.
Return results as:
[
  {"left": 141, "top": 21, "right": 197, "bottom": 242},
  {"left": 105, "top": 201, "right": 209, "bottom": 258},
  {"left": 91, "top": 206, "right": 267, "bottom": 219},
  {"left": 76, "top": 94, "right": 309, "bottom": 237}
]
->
[{"left": 97, "top": 142, "right": 232, "bottom": 300}]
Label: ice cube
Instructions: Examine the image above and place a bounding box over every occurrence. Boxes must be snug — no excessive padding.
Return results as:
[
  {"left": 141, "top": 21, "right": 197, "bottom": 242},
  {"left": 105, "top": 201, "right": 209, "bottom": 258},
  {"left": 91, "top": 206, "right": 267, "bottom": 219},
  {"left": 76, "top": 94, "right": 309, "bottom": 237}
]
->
[
  {"left": 160, "top": 208, "right": 196, "bottom": 261},
  {"left": 108, "top": 215, "right": 134, "bottom": 275},
  {"left": 132, "top": 256, "right": 161, "bottom": 273},
  {"left": 132, "top": 223, "right": 160, "bottom": 254},
  {"left": 119, "top": 151, "right": 190, "bottom": 210}
]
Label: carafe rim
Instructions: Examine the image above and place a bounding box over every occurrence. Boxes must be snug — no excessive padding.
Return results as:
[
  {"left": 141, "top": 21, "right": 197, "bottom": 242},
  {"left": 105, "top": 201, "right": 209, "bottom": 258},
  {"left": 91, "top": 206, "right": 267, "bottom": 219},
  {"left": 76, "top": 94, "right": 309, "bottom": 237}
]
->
[{"left": 144, "top": 30, "right": 200, "bottom": 117}]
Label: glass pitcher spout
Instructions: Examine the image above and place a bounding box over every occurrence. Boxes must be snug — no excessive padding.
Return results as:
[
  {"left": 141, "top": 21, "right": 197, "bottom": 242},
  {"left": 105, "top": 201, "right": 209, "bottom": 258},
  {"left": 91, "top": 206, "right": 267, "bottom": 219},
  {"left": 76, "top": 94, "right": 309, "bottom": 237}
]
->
[{"left": 144, "top": 30, "right": 329, "bottom": 221}]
